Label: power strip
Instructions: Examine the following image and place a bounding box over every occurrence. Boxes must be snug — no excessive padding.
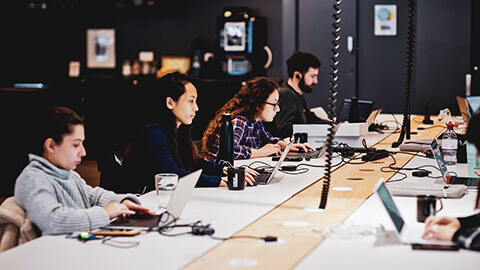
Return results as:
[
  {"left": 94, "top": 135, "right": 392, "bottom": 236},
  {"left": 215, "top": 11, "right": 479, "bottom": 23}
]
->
[{"left": 361, "top": 150, "right": 391, "bottom": 161}]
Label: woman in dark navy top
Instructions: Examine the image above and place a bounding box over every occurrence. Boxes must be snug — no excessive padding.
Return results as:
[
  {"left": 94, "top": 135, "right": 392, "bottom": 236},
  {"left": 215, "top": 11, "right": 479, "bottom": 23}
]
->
[{"left": 122, "top": 72, "right": 256, "bottom": 194}]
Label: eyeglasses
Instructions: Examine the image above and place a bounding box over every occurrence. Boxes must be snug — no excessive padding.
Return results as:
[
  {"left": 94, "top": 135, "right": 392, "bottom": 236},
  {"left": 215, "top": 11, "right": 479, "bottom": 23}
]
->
[{"left": 265, "top": 101, "right": 280, "bottom": 110}]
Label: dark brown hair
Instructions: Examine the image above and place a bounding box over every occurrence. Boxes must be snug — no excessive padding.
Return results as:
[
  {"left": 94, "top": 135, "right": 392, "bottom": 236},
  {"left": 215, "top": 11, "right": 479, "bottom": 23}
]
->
[
  {"left": 202, "top": 77, "right": 279, "bottom": 156},
  {"left": 286, "top": 51, "right": 321, "bottom": 78},
  {"left": 124, "top": 72, "right": 198, "bottom": 170},
  {"left": 32, "top": 106, "right": 84, "bottom": 156}
]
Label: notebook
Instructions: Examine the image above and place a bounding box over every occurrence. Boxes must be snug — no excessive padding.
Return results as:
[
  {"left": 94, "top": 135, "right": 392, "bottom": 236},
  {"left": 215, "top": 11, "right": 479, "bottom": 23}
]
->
[
  {"left": 255, "top": 142, "right": 293, "bottom": 185},
  {"left": 430, "top": 140, "right": 479, "bottom": 189},
  {"left": 105, "top": 169, "right": 202, "bottom": 230},
  {"left": 456, "top": 96, "right": 470, "bottom": 122},
  {"left": 373, "top": 178, "right": 455, "bottom": 246}
]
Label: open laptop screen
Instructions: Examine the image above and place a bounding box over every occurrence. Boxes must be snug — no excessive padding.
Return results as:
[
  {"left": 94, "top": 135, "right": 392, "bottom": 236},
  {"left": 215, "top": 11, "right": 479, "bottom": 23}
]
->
[
  {"left": 336, "top": 99, "right": 374, "bottom": 123},
  {"left": 376, "top": 181, "right": 405, "bottom": 233},
  {"left": 430, "top": 140, "right": 448, "bottom": 180}
]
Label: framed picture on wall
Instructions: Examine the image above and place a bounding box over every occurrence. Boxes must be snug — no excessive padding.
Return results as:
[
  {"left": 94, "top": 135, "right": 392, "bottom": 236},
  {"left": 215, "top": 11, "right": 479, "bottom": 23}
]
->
[{"left": 87, "top": 29, "right": 116, "bottom": 68}]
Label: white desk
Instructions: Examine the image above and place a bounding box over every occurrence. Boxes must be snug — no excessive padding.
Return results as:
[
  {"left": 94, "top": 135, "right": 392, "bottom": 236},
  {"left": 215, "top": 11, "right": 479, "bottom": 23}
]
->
[
  {"left": 3, "top": 115, "right": 478, "bottom": 269},
  {"left": 296, "top": 153, "right": 480, "bottom": 269}
]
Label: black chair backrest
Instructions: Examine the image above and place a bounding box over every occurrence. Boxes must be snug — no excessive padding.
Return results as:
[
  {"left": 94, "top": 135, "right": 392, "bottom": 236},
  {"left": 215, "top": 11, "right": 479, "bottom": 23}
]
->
[{"left": 98, "top": 150, "right": 125, "bottom": 193}]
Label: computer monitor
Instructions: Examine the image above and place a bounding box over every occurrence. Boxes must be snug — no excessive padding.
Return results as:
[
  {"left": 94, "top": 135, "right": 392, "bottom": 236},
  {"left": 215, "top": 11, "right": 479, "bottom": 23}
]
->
[{"left": 336, "top": 99, "right": 375, "bottom": 123}]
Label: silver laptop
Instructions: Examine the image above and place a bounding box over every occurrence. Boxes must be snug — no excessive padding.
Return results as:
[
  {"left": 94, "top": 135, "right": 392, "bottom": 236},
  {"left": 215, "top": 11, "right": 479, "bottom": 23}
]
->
[
  {"left": 430, "top": 140, "right": 479, "bottom": 189},
  {"left": 105, "top": 169, "right": 202, "bottom": 230},
  {"left": 373, "top": 178, "right": 455, "bottom": 246},
  {"left": 255, "top": 142, "right": 293, "bottom": 185}
]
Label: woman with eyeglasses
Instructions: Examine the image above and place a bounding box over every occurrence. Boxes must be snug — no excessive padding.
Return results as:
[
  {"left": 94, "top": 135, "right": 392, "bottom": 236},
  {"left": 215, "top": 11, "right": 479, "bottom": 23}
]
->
[{"left": 202, "top": 77, "right": 313, "bottom": 161}]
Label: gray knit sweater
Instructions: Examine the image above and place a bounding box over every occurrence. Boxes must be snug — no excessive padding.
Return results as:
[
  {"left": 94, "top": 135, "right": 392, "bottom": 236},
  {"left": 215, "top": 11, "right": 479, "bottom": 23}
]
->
[{"left": 14, "top": 154, "right": 141, "bottom": 235}]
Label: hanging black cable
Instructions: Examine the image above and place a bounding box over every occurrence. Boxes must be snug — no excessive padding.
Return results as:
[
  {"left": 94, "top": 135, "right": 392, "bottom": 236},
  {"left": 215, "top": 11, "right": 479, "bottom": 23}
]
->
[
  {"left": 392, "top": 0, "right": 417, "bottom": 148},
  {"left": 319, "top": 0, "right": 342, "bottom": 209}
]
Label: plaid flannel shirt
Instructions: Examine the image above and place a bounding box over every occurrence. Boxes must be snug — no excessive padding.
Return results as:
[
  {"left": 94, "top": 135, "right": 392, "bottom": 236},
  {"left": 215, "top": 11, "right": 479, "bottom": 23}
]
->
[{"left": 206, "top": 115, "right": 281, "bottom": 160}]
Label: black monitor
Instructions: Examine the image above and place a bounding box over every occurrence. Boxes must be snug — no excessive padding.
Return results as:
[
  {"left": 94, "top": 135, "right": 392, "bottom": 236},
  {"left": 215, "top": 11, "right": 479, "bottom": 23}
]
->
[{"left": 336, "top": 99, "right": 375, "bottom": 123}]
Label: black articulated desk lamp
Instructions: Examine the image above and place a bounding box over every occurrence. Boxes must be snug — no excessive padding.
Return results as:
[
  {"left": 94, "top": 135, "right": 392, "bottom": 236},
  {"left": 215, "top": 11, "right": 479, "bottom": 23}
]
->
[{"left": 392, "top": 0, "right": 417, "bottom": 148}]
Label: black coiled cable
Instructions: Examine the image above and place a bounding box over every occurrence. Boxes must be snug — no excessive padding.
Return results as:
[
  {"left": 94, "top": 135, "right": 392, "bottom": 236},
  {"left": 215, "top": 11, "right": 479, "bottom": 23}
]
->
[
  {"left": 319, "top": 0, "right": 342, "bottom": 209},
  {"left": 392, "top": 0, "right": 416, "bottom": 148}
]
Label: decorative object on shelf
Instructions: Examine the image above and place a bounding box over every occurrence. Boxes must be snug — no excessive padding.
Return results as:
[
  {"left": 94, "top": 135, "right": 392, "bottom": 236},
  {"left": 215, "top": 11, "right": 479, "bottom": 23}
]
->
[
  {"left": 122, "top": 60, "right": 131, "bottom": 77},
  {"left": 131, "top": 60, "right": 140, "bottom": 76},
  {"left": 68, "top": 61, "right": 80, "bottom": 77},
  {"left": 87, "top": 29, "right": 116, "bottom": 69},
  {"left": 157, "top": 56, "right": 191, "bottom": 78}
]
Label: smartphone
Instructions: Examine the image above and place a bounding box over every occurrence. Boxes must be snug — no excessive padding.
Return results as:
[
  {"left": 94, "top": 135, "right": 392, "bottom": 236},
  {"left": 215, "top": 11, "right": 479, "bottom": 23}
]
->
[{"left": 411, "top": 243, "right": 459, "bottom": 251}]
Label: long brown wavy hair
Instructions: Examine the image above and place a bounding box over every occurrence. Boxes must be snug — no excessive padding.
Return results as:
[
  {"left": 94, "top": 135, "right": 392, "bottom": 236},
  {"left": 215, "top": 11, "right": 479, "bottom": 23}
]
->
[{"left": 202, "top": 77, "right": 279, "bottom": 156}]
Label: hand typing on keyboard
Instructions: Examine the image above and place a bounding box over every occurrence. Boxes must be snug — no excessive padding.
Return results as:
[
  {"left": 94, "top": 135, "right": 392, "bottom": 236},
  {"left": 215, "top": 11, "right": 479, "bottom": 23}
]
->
[
  {"left": 244, "top": 167, "right": 259, "bottom": 186},
  {"left": 290, "top": 143, "right": 315, "bottom": 153}
]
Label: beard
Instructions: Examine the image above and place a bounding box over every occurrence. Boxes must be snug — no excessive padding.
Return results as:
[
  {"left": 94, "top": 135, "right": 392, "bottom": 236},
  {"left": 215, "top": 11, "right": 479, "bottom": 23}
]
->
[{"left": 299, "top": 77, "right": 314, "bottom": 93}]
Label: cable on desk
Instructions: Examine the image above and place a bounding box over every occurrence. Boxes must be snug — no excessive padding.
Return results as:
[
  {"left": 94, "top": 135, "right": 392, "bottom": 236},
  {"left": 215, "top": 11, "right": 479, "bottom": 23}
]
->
[
  {"left": 380, "top": 154, "right": 444, "bottom": 182},
  {"left": 241, "top": 161, "right": 273, "bottom": 171},
  {"left": 209, "top": 235, "right": 278, "bottom": 242},
  {"left": 279, "top": 167, "right": 309, "bottom": 175},
  {"left": 157, "top": 219, "right": 278, "bottom": 242},
  {"left": 297, "top": 159, "right": 344, "bottom": 169}
]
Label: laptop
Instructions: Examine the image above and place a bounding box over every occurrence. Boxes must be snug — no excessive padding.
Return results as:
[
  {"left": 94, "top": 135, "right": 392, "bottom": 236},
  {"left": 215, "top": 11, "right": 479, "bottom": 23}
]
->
[
  {"left": 255, "top": 142, "right": 293, "bottom": 185},
  {"left": 105, "top": 169, "right": 202, "bottom": 230},
  {"left": 430, "top": 140, "right": 479, "bottom": 189},
  {"left": 287, "top": 123, "right": 343, "bottom": 159},
  {"left": 336, "top": 98, "right": 375, "bottom": 123},
  {"left": 373, "top": 178, "right": 456, "bottom": 246}
]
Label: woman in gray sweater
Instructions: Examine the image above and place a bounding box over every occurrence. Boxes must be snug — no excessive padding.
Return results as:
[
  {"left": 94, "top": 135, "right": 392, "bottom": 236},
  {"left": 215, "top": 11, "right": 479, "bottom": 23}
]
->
[{"left": 14, "top": 106, "right": 153, "bottom": 235}]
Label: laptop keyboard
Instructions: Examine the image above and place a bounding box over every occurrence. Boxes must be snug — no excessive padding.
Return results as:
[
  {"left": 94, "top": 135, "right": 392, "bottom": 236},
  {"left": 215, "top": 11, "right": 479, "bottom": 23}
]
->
[
  {"left": 450, "top": 176, "right": 480, "bottom": 187},
  {"left": 110, "top": 214, "right": 160, "bottom": 228},
  {"left": 255, "top": 172, "right": 272, "bottom": 185},
  {"left": 287, "top": 150, "right": 321, "bottom": 159}
]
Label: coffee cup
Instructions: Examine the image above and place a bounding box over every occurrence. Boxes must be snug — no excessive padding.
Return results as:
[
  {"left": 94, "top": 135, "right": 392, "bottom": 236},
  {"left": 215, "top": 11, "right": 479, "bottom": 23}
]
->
[
  {"left": 227, "top": 167, "right": 245, "bottom": 190},
  {"left": 417, "top": 195, "right": 443, "bottom": 222}
]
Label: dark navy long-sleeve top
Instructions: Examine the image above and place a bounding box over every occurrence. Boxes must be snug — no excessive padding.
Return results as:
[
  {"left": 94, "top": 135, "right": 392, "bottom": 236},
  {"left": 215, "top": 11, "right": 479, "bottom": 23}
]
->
[{"left": 124, "top": 124, "right": 222, "bottom": 194}]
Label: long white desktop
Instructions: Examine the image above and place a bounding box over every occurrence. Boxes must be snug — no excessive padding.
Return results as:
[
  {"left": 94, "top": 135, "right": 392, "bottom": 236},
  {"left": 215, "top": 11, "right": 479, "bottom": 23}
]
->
[{"left": 1, "top": 115, "right": 478, "bottom": 269}]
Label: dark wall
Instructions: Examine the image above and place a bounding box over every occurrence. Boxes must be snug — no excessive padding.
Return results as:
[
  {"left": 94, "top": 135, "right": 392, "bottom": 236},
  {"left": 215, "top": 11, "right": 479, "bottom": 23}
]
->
[
  {"left": 0, "top": 0, "right": 284, "bottom": 84},
  {"left": 0, "top": 1, "right": 285, "bottom": 197},
  {"left": 297, "top": 0, "right": 357, "bottom": 115},
  {"left": 358, "top": 0, "right": 471, "bottom": 115}
]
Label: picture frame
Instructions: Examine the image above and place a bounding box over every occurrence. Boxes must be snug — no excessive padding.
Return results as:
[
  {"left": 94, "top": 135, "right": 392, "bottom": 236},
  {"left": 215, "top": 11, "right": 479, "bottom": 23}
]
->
[{"left": 87, "top": 29, "right": 116, "bottom": 68}]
